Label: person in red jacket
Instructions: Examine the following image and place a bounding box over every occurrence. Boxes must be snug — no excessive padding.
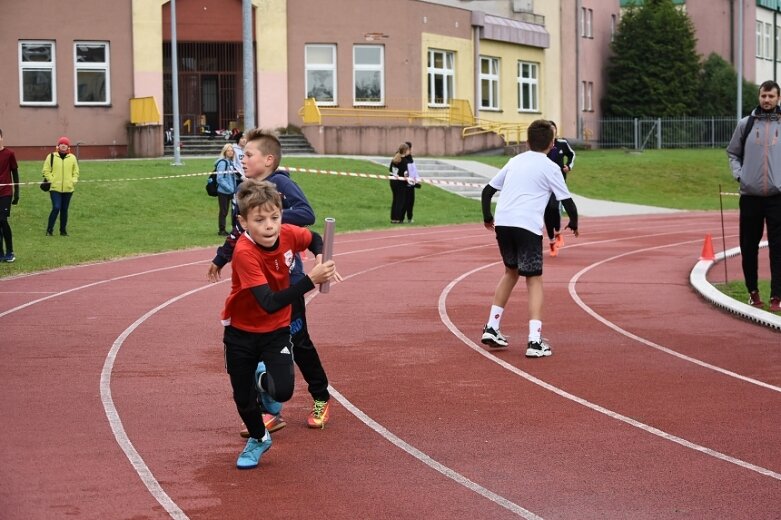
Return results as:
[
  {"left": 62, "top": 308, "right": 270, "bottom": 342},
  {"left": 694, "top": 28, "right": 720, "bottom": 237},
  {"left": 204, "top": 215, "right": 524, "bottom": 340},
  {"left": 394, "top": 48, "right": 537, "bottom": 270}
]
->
[{"left": 0, "top": 128, "right": 20, "bottom": 262}]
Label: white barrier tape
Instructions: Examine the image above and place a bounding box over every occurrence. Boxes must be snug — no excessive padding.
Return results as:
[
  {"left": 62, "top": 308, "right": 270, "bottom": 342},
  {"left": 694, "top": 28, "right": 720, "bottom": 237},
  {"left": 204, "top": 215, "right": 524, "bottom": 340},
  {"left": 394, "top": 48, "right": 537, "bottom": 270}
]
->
[
  {"left": 719, "top": 191, "right": 740, "bottom": 197},
  {"left": 2, "top": 165, "right": 489, "bottom": 190}
]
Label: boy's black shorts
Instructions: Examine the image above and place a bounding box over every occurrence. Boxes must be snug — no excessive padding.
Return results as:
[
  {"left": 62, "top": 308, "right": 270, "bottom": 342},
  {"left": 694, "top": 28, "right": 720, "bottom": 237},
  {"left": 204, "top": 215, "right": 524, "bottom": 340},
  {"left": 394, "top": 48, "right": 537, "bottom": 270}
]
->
[{"left": 494, "top": 225, "right": 543, "bottom": 277}]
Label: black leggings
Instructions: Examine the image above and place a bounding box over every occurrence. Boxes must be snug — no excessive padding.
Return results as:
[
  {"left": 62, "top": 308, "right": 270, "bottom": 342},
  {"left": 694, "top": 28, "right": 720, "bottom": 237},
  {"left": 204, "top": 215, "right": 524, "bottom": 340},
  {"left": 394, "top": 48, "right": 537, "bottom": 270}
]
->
[
  {"left": 543, "top": 194, "right": 561, "bottom": 240},
  {"left": 291, "top": 296, "right": 330, "bottom": 402},
  {"left": 0, "top": 196, "right": 12, "bottom": 255}
]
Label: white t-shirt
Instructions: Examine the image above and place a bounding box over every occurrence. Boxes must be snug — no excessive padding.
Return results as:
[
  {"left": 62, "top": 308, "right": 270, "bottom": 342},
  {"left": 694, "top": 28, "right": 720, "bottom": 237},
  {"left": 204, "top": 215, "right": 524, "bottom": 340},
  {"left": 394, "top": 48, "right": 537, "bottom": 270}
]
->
[
  {"left": 488, "top": 150, "right": 572, "bottom": 234},
  {"left": 231, "top": 144, "right": 244, "bottom": 177}
]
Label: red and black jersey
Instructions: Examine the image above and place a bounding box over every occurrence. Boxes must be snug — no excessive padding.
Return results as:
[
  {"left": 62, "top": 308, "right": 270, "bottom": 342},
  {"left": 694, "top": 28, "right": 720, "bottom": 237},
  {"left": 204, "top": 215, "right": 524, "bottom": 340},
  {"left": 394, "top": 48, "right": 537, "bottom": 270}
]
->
[{"left": 221, "top": 224, "right": 312, "bottom": 333}]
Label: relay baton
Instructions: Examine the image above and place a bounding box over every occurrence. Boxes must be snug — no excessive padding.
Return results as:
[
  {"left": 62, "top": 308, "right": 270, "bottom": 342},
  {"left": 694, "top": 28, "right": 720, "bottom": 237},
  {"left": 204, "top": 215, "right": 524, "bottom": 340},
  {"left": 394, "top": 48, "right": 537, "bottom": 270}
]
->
[{"left": 319, "top": 217, "right": 335, "bottom": 293}]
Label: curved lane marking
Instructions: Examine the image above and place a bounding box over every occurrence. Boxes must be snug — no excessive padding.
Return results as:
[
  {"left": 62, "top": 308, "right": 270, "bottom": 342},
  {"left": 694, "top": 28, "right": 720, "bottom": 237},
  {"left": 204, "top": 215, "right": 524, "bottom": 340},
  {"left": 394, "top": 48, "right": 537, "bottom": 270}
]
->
[
  {"left": 439, "top": 265, "right": 781, "bottom": 481},
  {"left": 568, "top": 237, "right": 781, "bottom": 393}
]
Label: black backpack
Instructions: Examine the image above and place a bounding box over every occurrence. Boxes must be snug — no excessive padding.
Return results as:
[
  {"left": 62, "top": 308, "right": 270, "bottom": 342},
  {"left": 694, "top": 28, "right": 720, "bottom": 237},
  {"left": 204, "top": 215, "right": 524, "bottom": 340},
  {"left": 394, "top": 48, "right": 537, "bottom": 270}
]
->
[{"left": 206, "top": 159, "right": 232, "bottom": 197}]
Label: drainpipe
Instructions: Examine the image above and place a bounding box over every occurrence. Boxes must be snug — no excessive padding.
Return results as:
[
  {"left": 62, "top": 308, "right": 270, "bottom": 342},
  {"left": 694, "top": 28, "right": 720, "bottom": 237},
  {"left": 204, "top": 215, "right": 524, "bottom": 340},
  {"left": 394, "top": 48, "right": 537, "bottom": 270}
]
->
[
  {"left": 575, "top": 0, "right": 581, "bottom": 139},
  {"left": 471, "top": 11, "right": 485, "bottom": 120},
  {"left": 730, "top": 0, "right": 734, "bottom": 66}
]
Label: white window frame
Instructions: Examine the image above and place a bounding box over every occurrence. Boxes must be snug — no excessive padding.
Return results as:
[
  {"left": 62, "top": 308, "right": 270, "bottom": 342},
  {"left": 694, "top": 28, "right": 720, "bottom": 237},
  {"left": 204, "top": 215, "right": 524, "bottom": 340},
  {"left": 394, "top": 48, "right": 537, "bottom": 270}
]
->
[
  {"left": 427, "top": 49, "right": 455, "bottom": 107},
  {"left": 586, "top": 81, "right": 593, "bottom": 111},
  {"left": 581, "top": 7, "right": 593, "bottom": 38},
  {"left": 19, "top": 40, "right": 56, "bottom": 106},
  {"left": 611, "top": 14, "right": 617, "bottom": 42},
  {"left": 757, "top": 21, "right": 764, "bottom": 58},
  {"left": 776, "top": 25, "right": 781, "bottom": 60},
  {"left": 517, "top": 61, "right": 539, "bottom": 112},
  {"left": 765, "top": 23, "right": 773, "bottom": 59},
  {"left": 74, "top": 41, "right": 110, "bottom": 106},
  {"left": 353, "top": 45, "right": 384, "bottom": 106},
  {"left": 305, "top": 44, "right": 337, "bottom": 106},
  {"left": 479, "top": 56, "right": 500, "bottom": 110}
]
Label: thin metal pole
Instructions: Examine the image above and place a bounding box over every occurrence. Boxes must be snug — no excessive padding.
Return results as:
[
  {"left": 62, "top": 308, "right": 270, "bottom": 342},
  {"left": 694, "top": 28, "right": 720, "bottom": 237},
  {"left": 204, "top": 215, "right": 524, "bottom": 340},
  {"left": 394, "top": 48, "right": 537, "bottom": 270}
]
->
[
  {"left": 737, "top": 0, "right": 744, "bottom": 122},
  {"left": 719, "top": 184, "right": 729, "bottom": 284},
  {"left": 242, "top": 0, "right": 255, "bottom": 130},
  {"left": 171, "top": 0, "right": 182, "bottom": 165}
]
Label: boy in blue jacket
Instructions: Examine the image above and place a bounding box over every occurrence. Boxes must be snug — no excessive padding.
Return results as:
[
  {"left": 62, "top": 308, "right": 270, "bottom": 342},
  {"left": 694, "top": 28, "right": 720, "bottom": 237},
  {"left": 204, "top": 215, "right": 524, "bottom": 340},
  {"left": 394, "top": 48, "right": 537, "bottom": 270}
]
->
[{"left": 207, "top": 129, "right": 333, "bottom": 431}]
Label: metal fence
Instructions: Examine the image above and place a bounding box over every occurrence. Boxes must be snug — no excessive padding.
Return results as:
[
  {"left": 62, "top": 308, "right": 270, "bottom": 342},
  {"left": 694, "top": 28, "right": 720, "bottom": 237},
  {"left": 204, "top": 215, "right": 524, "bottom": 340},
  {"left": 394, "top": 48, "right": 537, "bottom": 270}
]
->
[{"left": 581, "top": 117, "right": 740, "bottom": 150}]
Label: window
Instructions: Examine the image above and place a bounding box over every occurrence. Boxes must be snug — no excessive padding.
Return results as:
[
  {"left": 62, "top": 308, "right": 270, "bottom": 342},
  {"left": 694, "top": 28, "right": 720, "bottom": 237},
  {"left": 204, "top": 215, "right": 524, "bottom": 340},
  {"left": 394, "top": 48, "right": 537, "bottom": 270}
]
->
[
  {"left": 777, "top": 26, "right": 781, "bottom": 59},
  {"left": 757, "top": 21, "right": 764, "bottom": 58},
  {"left": 75, "top": 42, "right": 110, "bottom": 105},
  {"left": 581, "top": 7, "right": 593, "bottom": 38},
  {"left": 353, "top": 45, "right": 383, "bottom": 105},
  {"left": 19, "top": 40, "right": 56, "bottom": 105},
  {"left": 305, "top": 44, "right": 337, "bottom": 105},
  {"left": 427, "top": 49, "right": 455, "bottom": 106},
  {"left": 479, "top": 56, "right": 499, "bottom": 110},
  {"left": 765, "top": 23, "right": 773, "bottom": 59},
  {"left": 611, "top": 14, "right": 617, "bottom": 42},
  {"left": 517, "top": 61, "right": 539, "bottom": 112},
  {"left": 580, "top": 80, "right": 593, "bottom": 112}
]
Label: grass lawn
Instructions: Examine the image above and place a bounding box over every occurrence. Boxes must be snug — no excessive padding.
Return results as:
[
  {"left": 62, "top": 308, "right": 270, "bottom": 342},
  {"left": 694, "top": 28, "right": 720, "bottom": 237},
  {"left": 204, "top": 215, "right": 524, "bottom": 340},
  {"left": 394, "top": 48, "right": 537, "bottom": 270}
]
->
[{"left": 0, "top": 148, "right": 751, "bottom": 283}]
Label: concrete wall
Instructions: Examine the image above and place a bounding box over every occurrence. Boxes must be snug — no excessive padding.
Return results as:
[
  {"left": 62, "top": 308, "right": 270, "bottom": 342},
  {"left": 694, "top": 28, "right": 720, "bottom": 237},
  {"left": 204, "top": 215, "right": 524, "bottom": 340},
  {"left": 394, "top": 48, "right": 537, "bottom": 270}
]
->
[{"left": 302, "top": 125, "right": 503, "bottom": 155}]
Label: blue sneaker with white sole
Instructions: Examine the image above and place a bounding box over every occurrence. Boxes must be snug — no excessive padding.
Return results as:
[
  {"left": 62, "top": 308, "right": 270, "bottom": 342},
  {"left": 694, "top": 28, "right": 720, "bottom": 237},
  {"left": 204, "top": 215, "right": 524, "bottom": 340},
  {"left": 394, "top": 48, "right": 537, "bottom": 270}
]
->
[
  {"left": 236, "top": 433, "right": 272, "bottom": 469},
  {"left": 255, "top": 362, "right": 282, "bottom": 415}
]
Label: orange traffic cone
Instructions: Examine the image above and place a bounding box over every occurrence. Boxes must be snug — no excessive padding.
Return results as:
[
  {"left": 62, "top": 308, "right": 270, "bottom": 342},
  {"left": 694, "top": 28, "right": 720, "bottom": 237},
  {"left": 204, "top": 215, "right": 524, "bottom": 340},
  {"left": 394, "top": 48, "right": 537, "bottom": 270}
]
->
[{"left": 699, "top": 233, "right": 715, "bottom": 261}]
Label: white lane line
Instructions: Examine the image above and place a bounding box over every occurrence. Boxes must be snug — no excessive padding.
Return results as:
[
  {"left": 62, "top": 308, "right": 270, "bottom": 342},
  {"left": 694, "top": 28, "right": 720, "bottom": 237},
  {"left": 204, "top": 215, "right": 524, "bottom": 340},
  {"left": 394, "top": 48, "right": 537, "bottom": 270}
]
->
[
  {"left": 568, "top": 237, "right": 781, "bottom": 393},
  {"left": 439, "top": 265, "right": 781, "bottom": 481},
  {"left": 0, "top": 260, "right": 209, "bottom": 319},
  {"left": 100, "top": 286, "right": 215, "bottom": 520},
  {"left": 328, "top": 387, "right": 543, "bottom": 519}
]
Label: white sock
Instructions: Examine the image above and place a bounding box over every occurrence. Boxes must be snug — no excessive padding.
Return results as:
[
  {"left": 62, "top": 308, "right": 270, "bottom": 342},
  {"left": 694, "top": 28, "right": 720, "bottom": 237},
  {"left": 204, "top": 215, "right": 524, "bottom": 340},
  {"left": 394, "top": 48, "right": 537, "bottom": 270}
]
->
[
  {"left": 487, "top": 306, "right": 503, "bottom": 329},
  {"left": 528, "top": 320, "right": 542, "bottom": 343}
]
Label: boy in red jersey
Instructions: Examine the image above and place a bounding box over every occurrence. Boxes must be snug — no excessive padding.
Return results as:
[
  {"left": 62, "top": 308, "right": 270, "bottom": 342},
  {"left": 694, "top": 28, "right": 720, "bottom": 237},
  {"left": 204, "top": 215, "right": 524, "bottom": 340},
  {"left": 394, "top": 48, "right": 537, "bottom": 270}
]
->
[{"left": 222, "top": 178, "right": 338, "bottom": 469}]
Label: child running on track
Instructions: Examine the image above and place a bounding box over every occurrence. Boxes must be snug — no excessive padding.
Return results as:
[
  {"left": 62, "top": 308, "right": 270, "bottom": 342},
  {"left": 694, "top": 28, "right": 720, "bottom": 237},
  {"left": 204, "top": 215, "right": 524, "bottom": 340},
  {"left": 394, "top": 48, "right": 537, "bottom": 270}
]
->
[
  {"left": 480, "top": 119, "right": 580, "bottom": 358},
  {"left": 543, "top": 121, "right": 576, "bottom": 257},
  {"left": 208, "top": 129, "right": 335, "bottom": 432},
  {"left": 221, "top": 179, "right": 338, "bottom": 469}
]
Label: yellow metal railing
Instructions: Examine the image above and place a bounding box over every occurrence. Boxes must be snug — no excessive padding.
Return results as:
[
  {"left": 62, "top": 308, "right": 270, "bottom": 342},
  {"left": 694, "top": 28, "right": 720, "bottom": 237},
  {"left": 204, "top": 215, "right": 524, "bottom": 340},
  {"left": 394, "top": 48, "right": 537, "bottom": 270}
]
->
[
  {"left": 299, "top": 98, "right": 474, "bottom": 126},
  {"left": 299, "top": 97, "right": 524, "bottom": 143},
  {"left": 463, "top": 121, "right": 528, "bottom": 144},
  {"left": 129, "top": 96, "right": 161, "bottom": 125}
]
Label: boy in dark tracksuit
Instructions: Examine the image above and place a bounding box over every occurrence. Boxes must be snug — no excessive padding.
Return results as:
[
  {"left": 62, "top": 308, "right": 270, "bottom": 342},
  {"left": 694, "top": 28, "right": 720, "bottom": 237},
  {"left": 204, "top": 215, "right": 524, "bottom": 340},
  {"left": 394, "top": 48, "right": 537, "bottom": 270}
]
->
[
  {"left": 543, "top": 121, "right": 576, "bottom": 257},
  {"left": 208, "top": 129, "right": 333, "bottom": 430}
]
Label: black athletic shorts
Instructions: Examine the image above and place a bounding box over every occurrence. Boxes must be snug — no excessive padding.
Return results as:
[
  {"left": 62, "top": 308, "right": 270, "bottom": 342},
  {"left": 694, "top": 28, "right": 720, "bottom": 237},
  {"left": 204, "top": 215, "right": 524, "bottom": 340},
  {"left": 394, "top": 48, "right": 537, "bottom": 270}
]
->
[{"left": 495, "top": 225, "right": 543, "bottom": 277}]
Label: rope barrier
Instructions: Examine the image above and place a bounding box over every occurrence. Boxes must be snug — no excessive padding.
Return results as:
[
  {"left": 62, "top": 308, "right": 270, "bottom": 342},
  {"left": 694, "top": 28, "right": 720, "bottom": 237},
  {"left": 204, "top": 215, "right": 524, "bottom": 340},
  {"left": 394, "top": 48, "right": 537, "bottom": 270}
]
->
[{"left": 1, "top": 165, "right": 490, "bottom": 190}]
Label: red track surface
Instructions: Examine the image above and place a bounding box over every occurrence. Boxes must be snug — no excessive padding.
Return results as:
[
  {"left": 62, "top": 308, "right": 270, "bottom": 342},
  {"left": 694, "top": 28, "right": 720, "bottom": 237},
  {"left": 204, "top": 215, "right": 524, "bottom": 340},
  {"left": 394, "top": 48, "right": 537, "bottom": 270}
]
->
[{"left": 1, "top": 211, "right": 779, "bottom": 519}]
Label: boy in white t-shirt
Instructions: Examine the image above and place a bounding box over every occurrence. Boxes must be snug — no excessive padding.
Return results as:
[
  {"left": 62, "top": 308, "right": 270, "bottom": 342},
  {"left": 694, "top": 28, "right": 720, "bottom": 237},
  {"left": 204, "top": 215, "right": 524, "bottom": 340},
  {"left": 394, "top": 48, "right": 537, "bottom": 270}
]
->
[{"left": 480, "top": 119, "right": 579, "bottom": 358}]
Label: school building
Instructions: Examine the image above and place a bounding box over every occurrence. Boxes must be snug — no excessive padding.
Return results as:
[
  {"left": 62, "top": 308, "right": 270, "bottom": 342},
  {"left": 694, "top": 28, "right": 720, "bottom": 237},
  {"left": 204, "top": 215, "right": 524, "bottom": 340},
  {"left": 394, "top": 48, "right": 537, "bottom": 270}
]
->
[{"left": 0, "top": 0, "right": 772, "bottom": 160}]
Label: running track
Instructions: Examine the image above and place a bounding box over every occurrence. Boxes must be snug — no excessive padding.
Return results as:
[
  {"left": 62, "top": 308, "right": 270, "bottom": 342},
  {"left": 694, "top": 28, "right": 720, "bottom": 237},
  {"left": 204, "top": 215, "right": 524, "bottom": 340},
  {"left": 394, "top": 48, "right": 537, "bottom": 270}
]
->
[{"left": 1, "top": 211, "right": 779, "bottom": 519}]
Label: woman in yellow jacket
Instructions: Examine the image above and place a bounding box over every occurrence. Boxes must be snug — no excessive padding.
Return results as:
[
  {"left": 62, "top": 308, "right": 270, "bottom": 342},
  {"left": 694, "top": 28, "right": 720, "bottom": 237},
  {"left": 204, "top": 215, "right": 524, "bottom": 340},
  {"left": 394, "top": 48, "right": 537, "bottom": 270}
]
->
[{"left": 42, "top": 136, "right": 79, "bottom": 236}]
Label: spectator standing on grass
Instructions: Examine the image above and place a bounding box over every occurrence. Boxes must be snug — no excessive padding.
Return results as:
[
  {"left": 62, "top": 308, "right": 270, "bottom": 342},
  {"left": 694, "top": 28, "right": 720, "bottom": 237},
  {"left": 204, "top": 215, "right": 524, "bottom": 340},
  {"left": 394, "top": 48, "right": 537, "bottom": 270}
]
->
[
  {"left": 389, "top": 142, "right": 411, "bottom": 223},
  {"left": 480, "top": 119, "right": 579, "bottom": 358},
  {"left": 543, "top": 121, "right": 576, "bottom": 257},
  {"left": 726, "top": 79, "right": 781, "bottom": 313},
  {"left": 42, "top": 137, "right": 79, "bottom": 237},
  {"left": 215, "top": 143, "right": 240, "bottom": 236},
  {"left": 0, "top": 128, "right": 20, "bottom": 263},
  {"left": 404, "top": 144, "right": 421, "bottom": 224}
]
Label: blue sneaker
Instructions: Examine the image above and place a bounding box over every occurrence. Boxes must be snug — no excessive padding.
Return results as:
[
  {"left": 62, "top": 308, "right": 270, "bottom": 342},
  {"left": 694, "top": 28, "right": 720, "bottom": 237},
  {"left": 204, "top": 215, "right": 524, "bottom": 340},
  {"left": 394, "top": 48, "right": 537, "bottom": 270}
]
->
[
  {"left": 3, "top": 253, "right": 15, "bottom": 263},
  {"left": 236, "top": 433, "right": 272, "bottom": 469},
  {"left": 255, "top": 362, "right": 282, "bottom": 415}
]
